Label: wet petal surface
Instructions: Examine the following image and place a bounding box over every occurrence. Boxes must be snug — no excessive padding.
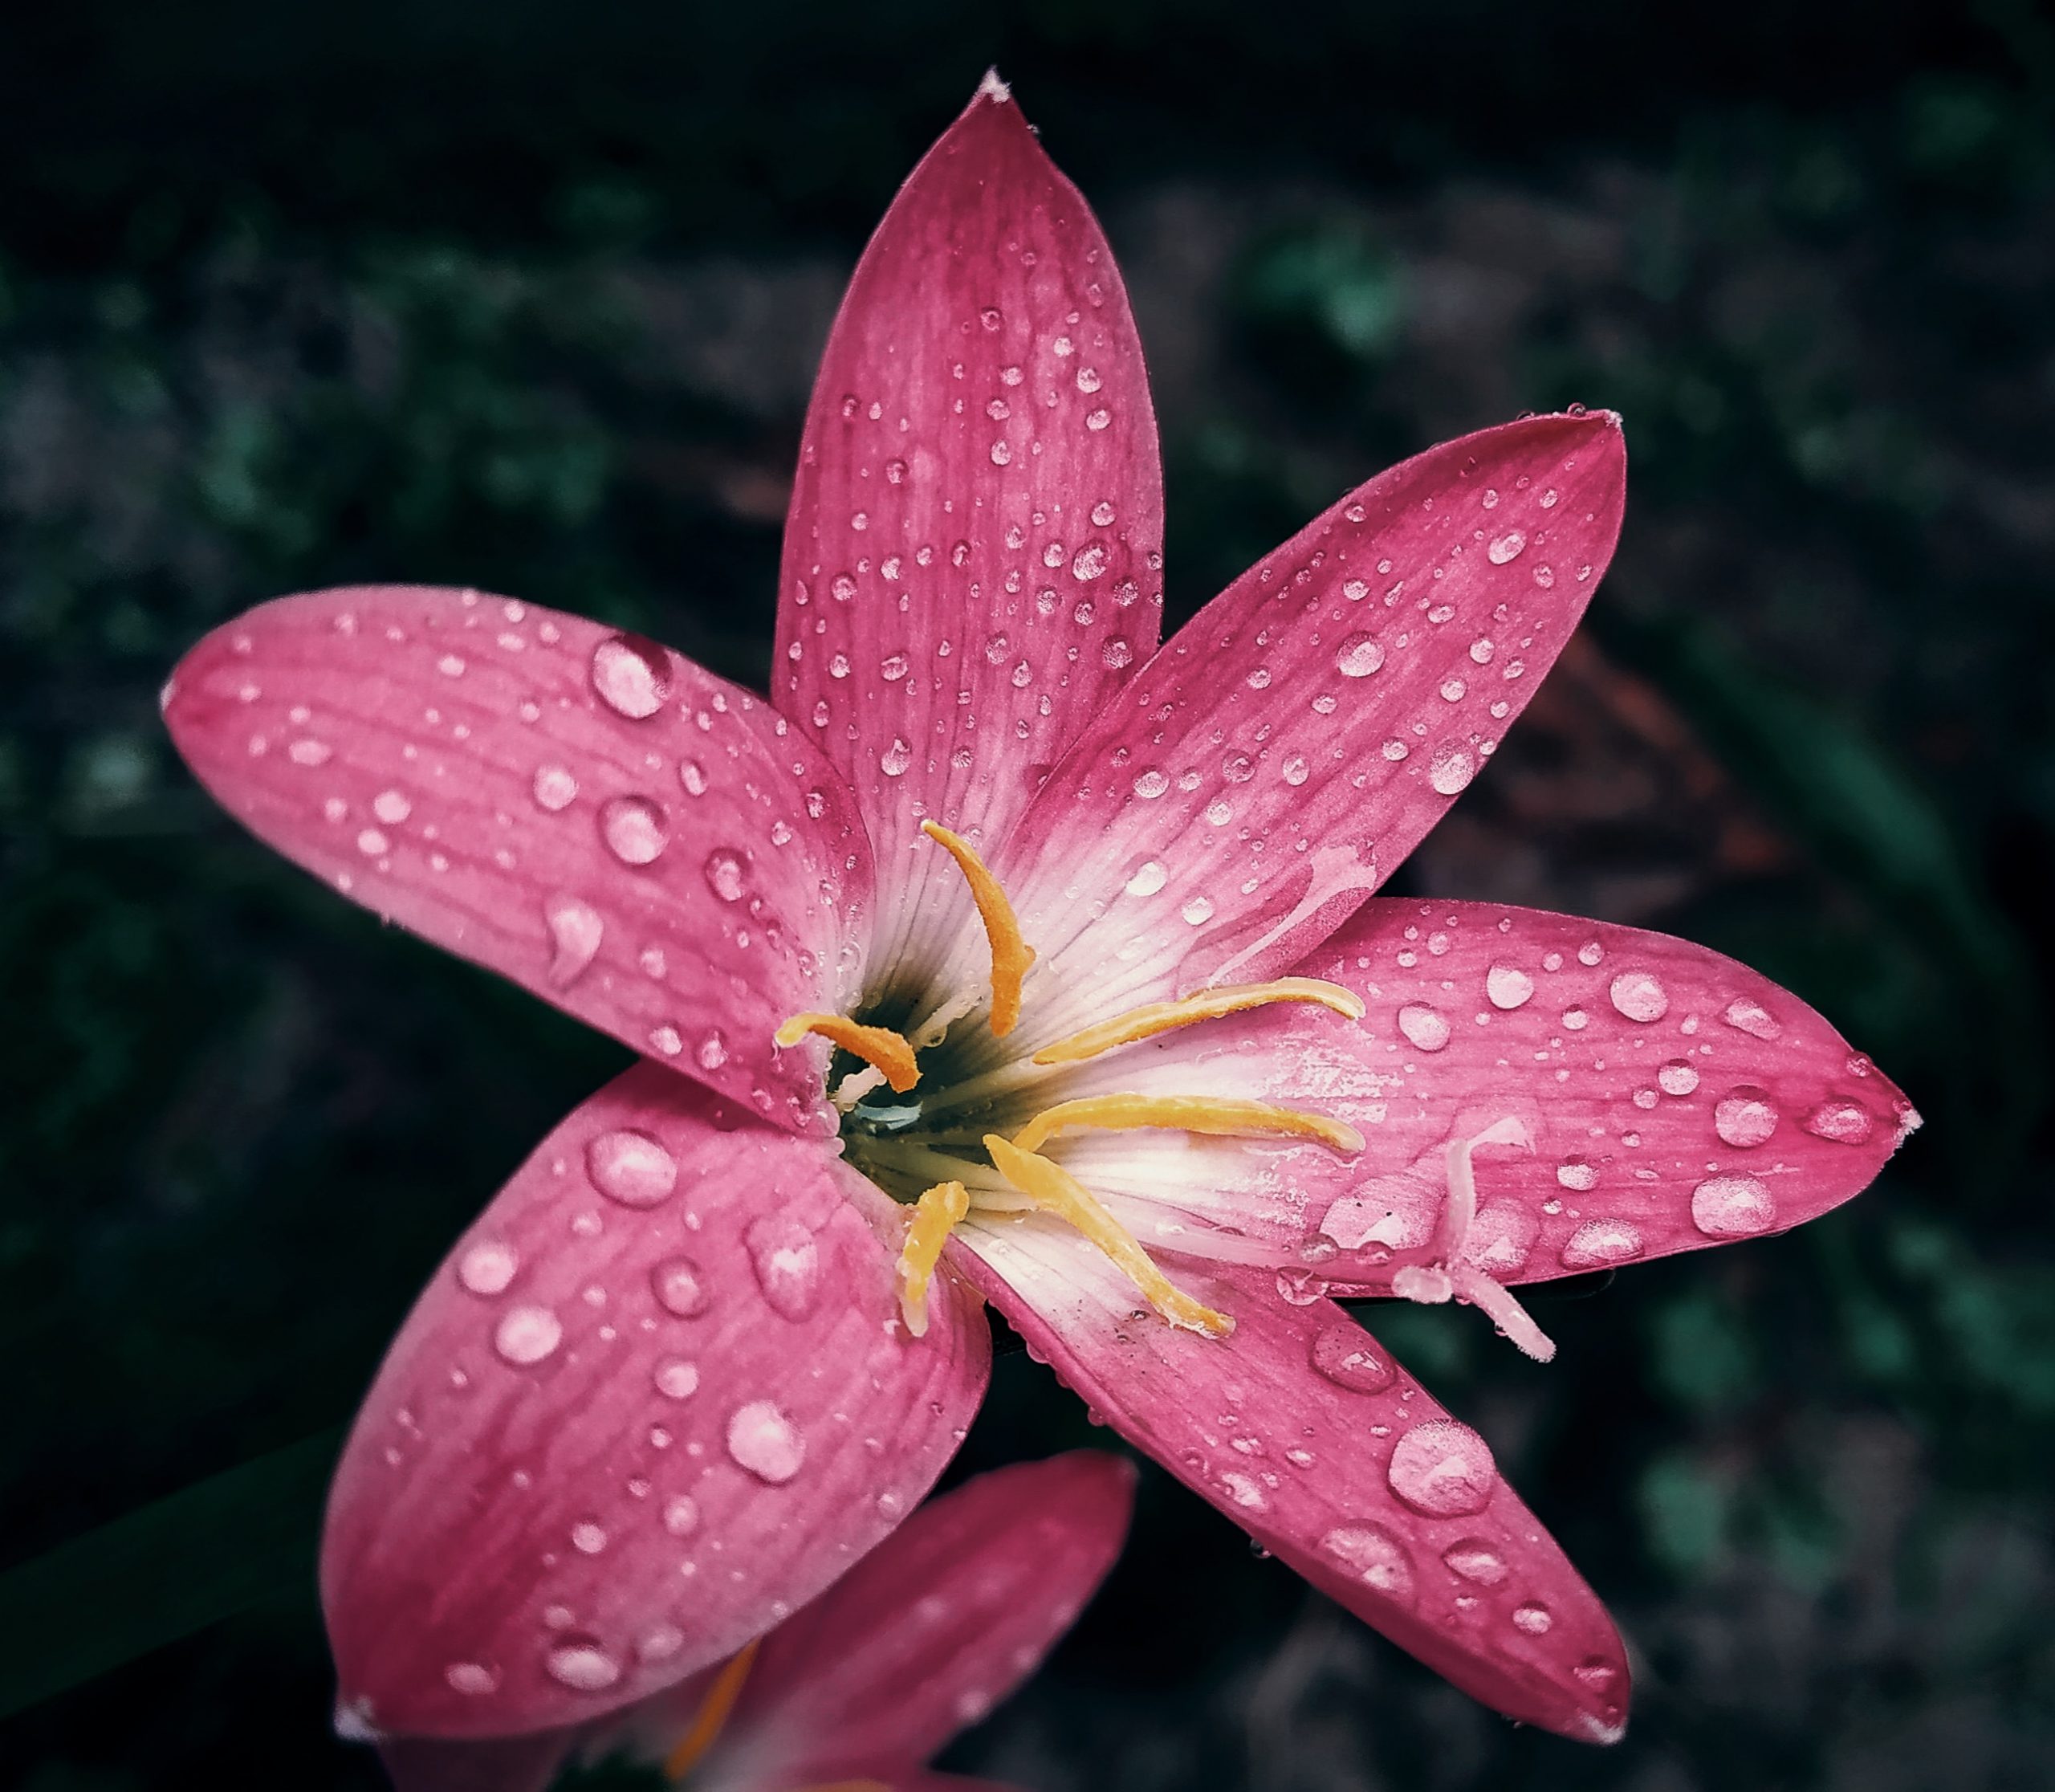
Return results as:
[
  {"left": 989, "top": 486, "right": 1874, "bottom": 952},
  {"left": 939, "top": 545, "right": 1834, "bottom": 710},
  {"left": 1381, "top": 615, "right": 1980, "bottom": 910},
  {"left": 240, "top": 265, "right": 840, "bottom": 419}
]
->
[{"left": 324, "top": 1063, "right": 989, "bottom": 1738}]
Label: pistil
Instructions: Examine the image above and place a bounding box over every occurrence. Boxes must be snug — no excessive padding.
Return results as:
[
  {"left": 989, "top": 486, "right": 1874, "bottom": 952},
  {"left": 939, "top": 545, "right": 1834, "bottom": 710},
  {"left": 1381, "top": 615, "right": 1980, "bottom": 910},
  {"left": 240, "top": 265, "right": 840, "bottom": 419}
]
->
[
  {"left": 774, "top": 1012, "right": 922, "bottom": 1094},
  {"left": 1032, "top": 976, "right": 1365, "bottom": 1065},
  {"left": 919, "top": 820, "right": 1036, "bottom": 1036}
]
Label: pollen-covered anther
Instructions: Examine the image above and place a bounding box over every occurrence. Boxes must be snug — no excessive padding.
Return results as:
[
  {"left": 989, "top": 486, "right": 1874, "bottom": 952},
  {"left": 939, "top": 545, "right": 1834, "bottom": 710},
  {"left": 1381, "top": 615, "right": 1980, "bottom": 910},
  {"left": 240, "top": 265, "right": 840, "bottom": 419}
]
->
[
  {"left": 1394, "top": 1116, "right": 1557, "bottom": 1363},
  {"left": 773, "top": 1012, "right": 922, "bottom": 1094},
  {"left": 663, "top": 1637, "right": 762, "bottom": 1782},
  {"left": 921, "top": 820, "right": 1036, "bottom": 1037},
  {"left": 897, "top": 1179, "right": 971, "bottom": 1338},
  {"left": 1011, "top": 1093, "right": 1364, "bottom": 1158},
  {"left": 983, "top": 1134, "right": 1233, "bottom": 1337},
  {"left": 1032, "top": 976, "right": 1366, "bottom": 1065}
]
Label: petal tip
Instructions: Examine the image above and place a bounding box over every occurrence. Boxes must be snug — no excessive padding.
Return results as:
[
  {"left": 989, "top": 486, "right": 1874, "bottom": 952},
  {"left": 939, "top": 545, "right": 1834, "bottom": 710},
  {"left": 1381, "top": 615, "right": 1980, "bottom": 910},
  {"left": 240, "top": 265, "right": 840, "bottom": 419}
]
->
[{"left": 975, "top": 65, "right": 1013, "bottom": 105}]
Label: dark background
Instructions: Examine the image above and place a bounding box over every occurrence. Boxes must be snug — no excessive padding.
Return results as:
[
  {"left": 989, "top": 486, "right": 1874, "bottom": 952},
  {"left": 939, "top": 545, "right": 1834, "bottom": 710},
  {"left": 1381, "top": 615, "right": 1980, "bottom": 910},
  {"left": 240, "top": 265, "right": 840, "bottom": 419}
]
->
[{"left": 4, "top": 2, "right": 2053, "bottom": 1787}]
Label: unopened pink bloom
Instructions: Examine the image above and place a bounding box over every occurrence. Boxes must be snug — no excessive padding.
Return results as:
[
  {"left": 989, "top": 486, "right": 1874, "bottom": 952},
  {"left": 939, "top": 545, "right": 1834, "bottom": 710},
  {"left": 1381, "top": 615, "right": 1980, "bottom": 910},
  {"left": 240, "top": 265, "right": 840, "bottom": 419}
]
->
[
  {"left": 162, "top": 75, "right": 1915, "bottom": 1751},
  {"left": 376, "top": 1452, "right": 1132, "bottom": 1792}
]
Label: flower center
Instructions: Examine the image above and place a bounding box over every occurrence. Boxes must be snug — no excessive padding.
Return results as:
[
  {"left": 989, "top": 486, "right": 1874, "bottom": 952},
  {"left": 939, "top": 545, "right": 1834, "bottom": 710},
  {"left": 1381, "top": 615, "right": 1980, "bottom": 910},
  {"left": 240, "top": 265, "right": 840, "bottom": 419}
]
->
[{"left": 775, "top": 825, "right": 1367, "bottom": 1339}]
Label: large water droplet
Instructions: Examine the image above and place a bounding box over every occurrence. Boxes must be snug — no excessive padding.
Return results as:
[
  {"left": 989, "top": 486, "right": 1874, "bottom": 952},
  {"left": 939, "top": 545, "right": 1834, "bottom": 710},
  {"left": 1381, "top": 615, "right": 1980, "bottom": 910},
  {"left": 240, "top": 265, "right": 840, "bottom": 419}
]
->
[
  {"left": 1690, "top": 1172, "right": 1776, "bottom": 1238},
  {"left": 1658, "top": 1058, "right": 1700, "bottom": 1097},
  {"left": 1560, "top": 1218, "right": 1644, "bottom": 1269},
  {"left": 544, "top": 1639, "right": 621, "bottom": 1692},
  {"left": 1713, "top": 1086, "right": 1779, "bottom": 1148},
  {"left": 585, "top": 1129, "right": 678, "bottom": 1208},
  {"left": 1319, "top": 1525, "right": 1414, "bottom": 1601},
  {"left": 1441, "top": 1538, "right": 1509, "bottom": 1584},
  {"left": 1485, "top": 964, "right": 1533, "bottom": 1010},
  {"left": 1487, "top": 531, "right": 1527, "bottom": 564},
  {"left": 543, "top": 894, "right": 604, "bottom": 985},
  {"left": 1512, "top": 1602, "right": 1554, "bottom": 1635},
  {"left": 1428, "top": 743, "right": 1475, "bottom": 796},
  {"left": 494, "top": 1305, "right": 563, "bottom": 1366},
  {"left": 653, "top": 1358, "right": 699, "bottom": 1400},
  {"left": 1609, "top": 969, "right": 1670, "bottom": 1023},
  {"left": 1309, "top": 1322, "right": 1396, "bottom": 1393},
  {"left": 1804, "top": 1099, "right": 1874, "bottom": 1144},
  {"left": 881, "top": 738, "right": 913, "bottom": 779},
  {"left": 726, "top": 1400, "right": 804, "bottom": 1483},
  {"left": 600, "top": 796, "right": 668, "bottom": 866},
  {"left": 743, "top": 1213, "right": 822, "bottom": 1321},
  {"left": 1398, "top": 1004, "right": 1451, "bottom": 1052},
  {"left": 1386, "top": 1419, "right": 1497, "bottom": 1517},
  {"left": 591, "top": 634, "right": 669, "bottom": 719},
  {"left": 1336, "top": 633, "right": 1385, "bottom": 678},
  {"left": 1125, "top": 859, "right": 1168, "bottom": 897},
  {"left": 457, "top": 1240, "right": 519, "bottom": 1297},
  {"left": 1721, "top": 996, "right": 1781, "bottom": 1041},
  {"left": 651, "top": 1256, "right": 710, "bottom": 1318},
  {"left": 702, "top": 850, "right": 746, "bottom": 902}
]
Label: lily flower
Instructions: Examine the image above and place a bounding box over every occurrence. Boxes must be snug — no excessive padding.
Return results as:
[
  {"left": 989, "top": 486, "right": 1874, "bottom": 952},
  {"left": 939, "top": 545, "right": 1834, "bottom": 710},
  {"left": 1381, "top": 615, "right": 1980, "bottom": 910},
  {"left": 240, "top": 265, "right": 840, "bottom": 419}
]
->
[
  {"left": 161, "top": 73, "right": 1916, "bottom": 1753},
  {"left": 376, "top": 1451, "right": 1133, "bottom": 1792}
]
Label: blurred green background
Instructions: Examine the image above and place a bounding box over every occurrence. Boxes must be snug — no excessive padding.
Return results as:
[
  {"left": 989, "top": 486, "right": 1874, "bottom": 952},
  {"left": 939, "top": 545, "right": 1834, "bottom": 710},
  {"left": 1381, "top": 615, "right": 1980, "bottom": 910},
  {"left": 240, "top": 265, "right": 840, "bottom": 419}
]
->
[{"left": 3, "top": 2, "right": 2053, "bottom": 1787}]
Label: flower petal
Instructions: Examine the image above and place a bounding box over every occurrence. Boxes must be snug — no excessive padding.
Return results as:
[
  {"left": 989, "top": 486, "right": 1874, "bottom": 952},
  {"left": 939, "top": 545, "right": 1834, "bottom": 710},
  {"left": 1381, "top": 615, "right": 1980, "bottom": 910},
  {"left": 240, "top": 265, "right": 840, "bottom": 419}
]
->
[
  {"left": 772, "top": 77, "right": 1164, "bottom": 979},
  {"left": 162, "top": 585, "right": 871, "bottom": 1130},
  {"left": 1212, "top": 897, "right": 1914, "bottom": 1290},
  {"left": 323, "top": 1062, "right": 990, "bottom": 1739},
  {"left": 950, "top": 1224, "right": 1630, "bottom": 1742},
  {"left": 980, "top": 412, "right": 1626, "bottom": 1058}
]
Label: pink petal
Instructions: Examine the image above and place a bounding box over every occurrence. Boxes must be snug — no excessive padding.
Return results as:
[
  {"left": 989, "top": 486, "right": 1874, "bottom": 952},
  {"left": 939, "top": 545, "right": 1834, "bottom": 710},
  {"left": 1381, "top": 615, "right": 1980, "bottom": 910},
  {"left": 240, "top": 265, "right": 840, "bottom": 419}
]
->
[
  {"left": 733, "top": 1452, "right": 1134, "bottom": 1782},
  {"left": 951, "top": 1222, "right": 1631, "bottom": 1742},
  {"left": 323, "top": 1062, "right": 990, "bottom": 1739},
  {"left": 1275, "top": 898, "right": 1915, "bottom": 1289},
  {"left": 772, "top": 77, "right": 1164, "bottom": 971},
  {"left": 162, "top": 585, "right": 870, "bottom": 1130},
  {"left": 988, "top": 413, "right": 1626, "bottom": 1052}
]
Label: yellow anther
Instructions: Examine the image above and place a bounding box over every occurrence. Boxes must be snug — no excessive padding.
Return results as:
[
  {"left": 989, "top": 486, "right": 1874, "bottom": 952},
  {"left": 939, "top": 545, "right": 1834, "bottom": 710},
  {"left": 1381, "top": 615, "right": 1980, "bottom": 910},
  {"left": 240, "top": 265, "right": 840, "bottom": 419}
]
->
[
  {"left": 922, "top": 820, "right": 1036, "bottom": 1037},
  {"left": 663, "top": 1637, "right": 762, "bottom": 1782},
  {"left": 983, "top": 1134, "right": 1233, "bottom": 1338},
  {"left": 774, "top": 1012, "right": 921, "bottom": 1094},
  {"left": 1011, "top": 1094, "right": 1364, "bottom": 1158},
  {"left": 1032, "top": 977, "right": 1365, "bottom": 1065},
  {"left": 897, "top": 1179, "right": 971, "bottom": 1337}
]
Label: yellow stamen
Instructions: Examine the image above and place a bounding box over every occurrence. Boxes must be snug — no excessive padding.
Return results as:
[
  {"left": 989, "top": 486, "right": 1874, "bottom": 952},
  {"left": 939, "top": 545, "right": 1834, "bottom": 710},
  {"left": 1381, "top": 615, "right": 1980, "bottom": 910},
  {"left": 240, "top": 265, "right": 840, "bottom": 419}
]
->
[
  {"left": 1011, "top": 1093, "right": 1364, "bottom": 1158},
  {"left": 774, "top": 1012, "right": 920, "bottom": 1093},
  {"left": 663, "top": 1638, "right": 762, "bottom": 1782},
  {"left": 897, "top": 1179, "right": 971, "bottom": 1337},
  {"left": 921, "top": 820, "right": 1036, "bottom": 1037},
  {"left": 1032, "top": 977, "right": 1365, "bottom": 1065},
  {"left": 983, "top": 1134, "right": 1233, "bottom": 1337}
]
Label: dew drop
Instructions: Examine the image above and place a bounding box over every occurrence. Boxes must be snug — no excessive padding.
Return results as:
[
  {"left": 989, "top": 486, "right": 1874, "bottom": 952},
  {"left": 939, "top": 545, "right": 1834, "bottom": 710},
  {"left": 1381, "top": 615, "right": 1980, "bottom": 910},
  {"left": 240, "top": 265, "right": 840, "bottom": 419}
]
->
[
  {"left": 1336, "top": 633, "right": 1385, "bottom": 678},
  {"left": 1485, "top": 964, "right": 1534, "bottom": 1010},
  {"left": 1386, "top": 1419, "right": 1497, "bottom": 1517},
  {"left": 533, "top": 764, "right": 579, "bottom": 811},
  {"left": 1398, "top": 1004, "right": 1451, "bottom": 1052},
  {"left": 653, "top": 1358, "right": 700, "bottom": 1400},
  {"left": 1512, "top": 1603, "right": 1554, "bottom": 1635},
  {"left": 679, "top": 759, "right": 709, "bottom": 797},
  {"left": 590, "top": 634, "right": 669, "bottom": 719},
  {"left": 1555, "top": 1155, "right": 1598, "bottom": 1191},
  {"left": 1125, "top": 859, "right": 1168, "bottom": 897},
  {"left": 1609, "top": 969, "right": 1670, "bottom": 1023},
  {"left": 571, "top": 1521, "right": 608, "bottom": 1555},
  {"left": 881, "top": 737, "right": 914, "bottom": 778},
  {"left": 1070, "top": 542, "right": 1109, "bottom": 581},
  {"left": 1319, "top": 1525, "right": 1414, "bottom": 1601},
  {"left": 743, "top": 1213, "right": 822, "bottom": 1321},
  {"left": 1486, "top": 531, "right": 1527, "bottom": 564},
  {"left": 1442, "top": 1539, "right": 1509, "bottom": 1585},
  {"left": 585, "top": 1129, "right": 678, "bottom": 1208},
  {"left": 457, "top": 1240, "right": 519, "bottom": 1297},
  {"left": 1690, "top": 1172, "right": 1776, "bottom": 1238},
  {"left": 1721, "top": 996, "right": 1781, "bottom": 1041},
  {"left": 1560, "top": 1219, "right": 1644, "bottom": 1269},
  {"left": 702, "top": 850, "right": 747, "bottom": 902},
  {"left": 600, "top": 796, "right": 668, "bottom": 866},
  {"left": 1310, "top": 1323, "right": 1394, "bottom": 1393},
  {"left": 445, "top": 1663, "right": 499, "bottom": 1696},
  {"left": 651, "top": 1256, "right": 710, "bottom": 1318},
  {"left": 372, "top": 790, "right": 412, "bottom": 825},
  {"left": 1133, "top": 769, "right": 1170, "bottom": 800},
  {"left": 726, "top": 1400, "right": 804, "bottom": 1483},
  {"left": 662, "top": 1493, "right": 700, "bottom": 1537},
  {"left": 1804, "top": 1099, "right": 1874, "bottom": 1144},
  {"left": 1428, "top": 743, "right": 1475, "bottom": 796},
  {"left": 1658, "top": 1059, "right": 1700, "bottom": 1097},
  {"left": 1713, "top": 1086, "right": 1779, "bottom": 1147},
  {"left": 543, "top": 894, "right": 604, "bottom": 985},
  {"left": 493, "top": 1305, "right": 563, "bottom": 1366},
  {"left": 544, "top": 1639, "right": 621, "bottom": 1692}
]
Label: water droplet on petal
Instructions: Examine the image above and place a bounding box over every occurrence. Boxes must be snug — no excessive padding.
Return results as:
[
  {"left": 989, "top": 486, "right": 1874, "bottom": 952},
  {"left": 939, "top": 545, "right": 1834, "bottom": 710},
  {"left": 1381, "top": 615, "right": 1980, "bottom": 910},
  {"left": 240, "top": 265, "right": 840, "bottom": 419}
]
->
[
  {"left": 591, "top": 634, "right": 669, "bottom": 719},
  {"left": 445, "top": 1663, "right": 499, "bottom": 1696},
  {"left": 1690, "top": 1173, "right": 1776, "bottom": 1238},
  {"left": 372, "top": 790, "right": 412, "bottom": 825},
  {"left": 1319, "top": 1525, "right": 1414, "bottom": 1601},
  {"left": 1658, "top": 1058, "right": 1700, "bottom": 1096},
  {"left": 1556, "top": 1155, "right": 1598, "bottom": 1191},
  {"left": 1125, "top": 859, "right": 1168, "bottom": 897},
  {"left": 1560, "top": 1218, "right": 1644, "bottom": 1269},
  {"left": 1721, "top": 996, "right": 1782, "bottom": 1041},
  {"left": 1428, "top": 743, "right": 1475, "bottom": 796},
  {"left": 1609, "top": 969, "right": 1670, "bottom": 1023},
  {"left": 494, "top": 1305, "right": 563, "bottom": 1366},
  {"left": 1512, "top": 1602, "right": 1554, "bottom": 1635},
  {"left": 1442, "top": 1539, "right": 1509, "bottom": 1584},
  {"left": 679, "top": 760, "right": 709, "bottom": 796},
  {"left": 1713, "top": 1086, "right": 1779, "bottom": 1147},
  {"left": 457, "top": 1240, "right": 519, "bottom": 1297},
  {"left": 533, "top": 764, "right": 579, "bottom": 811},
  {"left": 1487, "top": 531, "right": 1527, "bottom": 564},
  {"left": 702, "top": 850, "right": 746, "bottom": 902},
  {"left": 651, "top": 1256, "right": 710, "bottom": 1318},
  {"left": 1804, "top": 1099, "right": 1874, "bottom": 1144},
  {"left": 1310, "top": 1322, "right": 1396, "bottom": 1392},
  {"left": 544, "top": 1639, "right": 621, "bottom": 1692},
  {"left": 586, "top": 1129, "right": 678, "bottom": 1207},
  {"left": 543, "top": 894, "right": 604, "bottom": 985},
  {"left": 743, "top": 1213, "right": 822, "bottom": 1321},
  {"left": 1398, "top": 1004, "right": 1451, "bottom": 1052},
  {"left": 571, "top": 1521, "right": 608, "bottom": 1555},
  {"left": 1387, "top": 1419, "right": 1497, "bottom": 1517},
  {"left": 726, "top": 1400, "right": 804, "bottom": 1483},
  {"left": 1336, "top": 633, "right": 1385, "bottom": 678},
  {"left": 663, "top": 1494, "right": 700, "bottom": 1537},
  {"left": 600, "top": 796, "right": 668, "bottom": 865},
  {"left": 653, "top": 1358, "right": 699, "bottom": 1400},
  {"left": 1485, "top": 964, "right": 1533, "bottom": 1009}
]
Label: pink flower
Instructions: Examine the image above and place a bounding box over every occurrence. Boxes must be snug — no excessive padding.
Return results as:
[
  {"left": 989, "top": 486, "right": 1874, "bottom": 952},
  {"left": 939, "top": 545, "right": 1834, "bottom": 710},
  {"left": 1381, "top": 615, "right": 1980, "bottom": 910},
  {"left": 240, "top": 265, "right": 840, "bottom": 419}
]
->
[
  {"left": 161, "top": 73, "right": 1917, "bottom": 1753},
  {"left": 375, "top": 1452, "right": 1133, "bottom": 1792}
]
